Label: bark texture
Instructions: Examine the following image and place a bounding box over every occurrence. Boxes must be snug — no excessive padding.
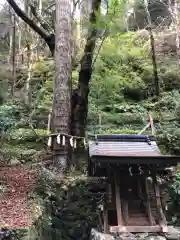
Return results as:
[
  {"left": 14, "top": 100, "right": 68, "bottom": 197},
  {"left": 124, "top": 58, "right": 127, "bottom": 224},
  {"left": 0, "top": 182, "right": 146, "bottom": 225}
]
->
[{"left": 52, "top": 0, "right": 72, "bottom": 172}]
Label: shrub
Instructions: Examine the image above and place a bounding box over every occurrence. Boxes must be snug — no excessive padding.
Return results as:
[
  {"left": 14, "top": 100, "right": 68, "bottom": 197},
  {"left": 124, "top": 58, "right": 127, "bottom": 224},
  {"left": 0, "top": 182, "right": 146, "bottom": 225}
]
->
[
  {"left": 0, "top": 104, "right": 20, "bottom": 132},
  {"left": 168, "top": 172, "right": 180, "bottom": 225},
  {"left": 160, "top": 68, "right": 180, "bottom": 91}
]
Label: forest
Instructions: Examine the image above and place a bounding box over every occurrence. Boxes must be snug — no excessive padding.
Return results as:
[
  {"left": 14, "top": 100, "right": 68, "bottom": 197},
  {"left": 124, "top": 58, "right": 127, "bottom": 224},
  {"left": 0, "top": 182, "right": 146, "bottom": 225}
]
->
[{"left": 1, "top": 0, "right": 180, "bottom": 239}]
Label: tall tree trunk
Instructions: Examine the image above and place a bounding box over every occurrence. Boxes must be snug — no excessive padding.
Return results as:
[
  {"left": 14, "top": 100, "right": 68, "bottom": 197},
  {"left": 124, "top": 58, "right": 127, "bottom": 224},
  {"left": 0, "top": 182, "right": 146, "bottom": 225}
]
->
[
  {"left": 11, "top": 13, "right": 16, "bottom": 96},
  {"left": 144, "top": 0, "right": 160, "bottom": 96},
  {"left": 51, "top": 0, "right": 72, "bottom": 172},
  {"left": 71, "top": 0, "right": 101, "bottom": 137},
  {"left": 8, "top": 5, "right": 13, "bottom": 63},
  {"left": 24, "top": 43, "right": 32, "bottom": 105},
  {"left": 17, "top": 17, "right": 22, "bottom": 67},
  {"left": 168, "top": 0, "right": 180, "bottom": 64},
  {"left": 36, "top": 0, "right": 42, "bottom": 60}
]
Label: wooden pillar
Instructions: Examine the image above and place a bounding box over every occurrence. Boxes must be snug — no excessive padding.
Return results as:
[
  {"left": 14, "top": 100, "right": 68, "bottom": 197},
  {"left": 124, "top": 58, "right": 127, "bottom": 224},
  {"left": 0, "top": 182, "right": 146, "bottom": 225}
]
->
[
  {"left": 114, "top": 173, "right": 123, "bottom": 226},
  {"left": 137, "top": 178, "right": 142, "bottom": 199},
  {"left": 144, "top": 177, "right": 154, "bottom": 225},
  {"left": 103, "top": 169, "right": 111, "bottom": 234},
  {"left": 122, "top": 200, "right": 128, "bottom": 225},
  {"left": 107, "top": 170, "right": 112, "bottom": 204},
  {"left": 103, "top": 202, "right": 108, "bottom": 233},
  {"left": 152, "top": 171, "right": 167, "bottom": 232}
]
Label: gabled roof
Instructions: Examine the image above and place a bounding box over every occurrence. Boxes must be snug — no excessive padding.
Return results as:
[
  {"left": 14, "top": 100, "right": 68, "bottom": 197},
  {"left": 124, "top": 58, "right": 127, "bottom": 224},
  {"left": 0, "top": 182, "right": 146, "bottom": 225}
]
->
[{"left": 89, "top": 134, "right": 161, "bottom": 157}]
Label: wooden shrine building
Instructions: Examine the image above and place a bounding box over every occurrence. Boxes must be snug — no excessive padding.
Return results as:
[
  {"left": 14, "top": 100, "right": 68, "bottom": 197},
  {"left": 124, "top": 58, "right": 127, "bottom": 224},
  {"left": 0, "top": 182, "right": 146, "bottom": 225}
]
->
[{"left": 88, "top": 134, "right": 180, "bottom": 234}]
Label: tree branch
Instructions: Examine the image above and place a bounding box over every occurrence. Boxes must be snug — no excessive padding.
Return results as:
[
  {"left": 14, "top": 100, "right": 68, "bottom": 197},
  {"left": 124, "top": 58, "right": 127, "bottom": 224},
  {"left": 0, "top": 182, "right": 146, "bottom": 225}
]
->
[
  {"left": 29, "top": 2, "right": 54, "bottom": 33},
  {"left": 44, "top": 3, "right": 55, "bottom": 12},
  {"left": 6, "top": 0, "right": 51, "bottom": 41},
  {"left": 71, "top": 0, "right": 102, "bottom": 136},
  {"left": 79, "top": 0, "right": 101, "bottom": 87}
]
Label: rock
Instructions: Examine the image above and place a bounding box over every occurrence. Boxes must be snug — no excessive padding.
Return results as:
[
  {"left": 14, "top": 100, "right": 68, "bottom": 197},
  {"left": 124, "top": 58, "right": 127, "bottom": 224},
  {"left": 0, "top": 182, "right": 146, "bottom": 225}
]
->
[
  {"left": 135, "top": 233, "right": 149, "bottom": 239},
  {"left": 114, "top": 232, "right": 137, "bottom": 240},
  {"left": 90, "top": 230, "right": 137, "bottom": 240},
  {"left": 91, "top": 229, "right": 114, "bottom": 240},
  {"left": 144, "top": 235, "right": 166, "bottom": 240},
  {"left": 165, "top": 226, "right": 180, "bottom": 240}
]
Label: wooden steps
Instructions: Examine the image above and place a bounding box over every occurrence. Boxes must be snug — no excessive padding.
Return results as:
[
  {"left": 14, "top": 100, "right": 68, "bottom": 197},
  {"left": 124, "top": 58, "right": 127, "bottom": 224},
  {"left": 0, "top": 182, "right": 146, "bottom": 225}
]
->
[
  {"left": 104, "top": 172, "right": 167, "bottom": 234},
  {"left": 128, "top": 213, "right": 150, "bottom": 226},
  {"left": 126, "top": 199, "right": 156, "bottom": 226}
]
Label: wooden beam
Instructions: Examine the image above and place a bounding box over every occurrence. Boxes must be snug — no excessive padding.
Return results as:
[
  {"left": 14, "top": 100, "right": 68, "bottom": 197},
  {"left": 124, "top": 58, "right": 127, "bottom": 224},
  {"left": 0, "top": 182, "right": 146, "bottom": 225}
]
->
[
  {"left": 94, "top": 156, "right": 180, "bottom": 165},
  {"left": 144, "top": 177, "right": 155, "bottom": 225},
  {"left": 152, "top": 171, "right": 167, "bottom": 232},
  {"left": 114, "top": 174, "right": 123, "bottom": 226},
  {"left": 110, "top": 225, "right": 163, "bottom": 233}
]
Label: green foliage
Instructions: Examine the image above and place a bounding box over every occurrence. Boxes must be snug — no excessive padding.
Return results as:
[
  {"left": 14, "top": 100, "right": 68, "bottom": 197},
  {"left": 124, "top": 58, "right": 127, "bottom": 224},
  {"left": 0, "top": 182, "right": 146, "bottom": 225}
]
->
[
  {"left": 0, "top": 142, "right": 39, "bottom": 164},
  {"left": 0, "top": 127, "right": 49, "bottom": 164},
  {"left": 90, "top": 32, "right": 148, "bottom": 108},
  {"left": 168, "top": 172, "right": 180, "bottom": 225},
  {"left": 88, "top": 29, "right": 180, "bottom": 140},
  {"left": 0, "top": 68, "right": 10, "bottom": 104},
  {"left": 152, "top": 91, "right": 180, "bottom": 154},
  {"left": 0, "top": 81, "right": 7, "bottom": 105},
  {"left": 0, "top": 228, "right": 29, "bottom": 240},
  {"left": 154, "top": 91, "right": 180, "bottom": 112},
  {"left": 7, "top": 128, "right": 49, "bottom": 143},
  {"left": 104, "top": 112, "right": 144, "bottom": 125},
  {"left": 95, "top": 127, "right": 149, "bottom": 135},
  {"left": 0, "top": 104, "right": 20, "bottom": 131},
  {"left": 160, "top": 67, "right": 180, "bottom": 91},
  {"left": 33, "top": 169, "right": 106, "bottom": 240}
]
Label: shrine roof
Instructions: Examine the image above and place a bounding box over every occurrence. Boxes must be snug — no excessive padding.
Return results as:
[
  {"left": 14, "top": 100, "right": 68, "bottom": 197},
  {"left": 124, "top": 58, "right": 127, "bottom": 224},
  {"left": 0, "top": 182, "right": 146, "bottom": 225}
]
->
[{"left": 88, "top": 134, "right": 162, "bottom": 158}]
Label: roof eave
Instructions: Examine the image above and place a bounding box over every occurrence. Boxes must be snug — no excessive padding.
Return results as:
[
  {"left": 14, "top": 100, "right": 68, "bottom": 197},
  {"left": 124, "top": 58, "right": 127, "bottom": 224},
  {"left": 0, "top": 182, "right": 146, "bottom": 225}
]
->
[{"left": 91, "top": 155, "right": 180, "bottom": 165}]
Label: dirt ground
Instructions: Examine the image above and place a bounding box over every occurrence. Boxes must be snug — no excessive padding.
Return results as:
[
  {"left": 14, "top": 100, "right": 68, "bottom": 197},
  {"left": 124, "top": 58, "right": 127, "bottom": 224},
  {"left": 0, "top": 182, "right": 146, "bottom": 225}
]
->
[{"left": 0, "top": 165, "right": 37, "bottom": 228}]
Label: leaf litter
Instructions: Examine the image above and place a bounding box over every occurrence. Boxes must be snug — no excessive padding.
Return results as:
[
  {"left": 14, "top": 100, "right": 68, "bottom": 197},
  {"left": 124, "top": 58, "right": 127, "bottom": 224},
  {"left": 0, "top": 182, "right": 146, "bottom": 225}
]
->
[{"left": 0, "top": 165, "right": 37, "bottom": 228}]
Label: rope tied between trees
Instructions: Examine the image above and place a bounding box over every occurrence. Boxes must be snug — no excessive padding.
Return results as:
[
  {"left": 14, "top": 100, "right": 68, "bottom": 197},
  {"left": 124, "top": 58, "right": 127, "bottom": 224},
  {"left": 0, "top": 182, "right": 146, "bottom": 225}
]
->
[{"left": 47, "top": 132, "right": 88, "bottom": 149}]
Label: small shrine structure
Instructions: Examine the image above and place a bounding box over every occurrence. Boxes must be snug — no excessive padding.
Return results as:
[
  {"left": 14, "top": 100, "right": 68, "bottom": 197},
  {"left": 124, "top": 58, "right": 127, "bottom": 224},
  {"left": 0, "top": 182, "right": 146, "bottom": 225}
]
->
[{"left": 88, "top": 133, "right": 180, "bottom": 233}]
